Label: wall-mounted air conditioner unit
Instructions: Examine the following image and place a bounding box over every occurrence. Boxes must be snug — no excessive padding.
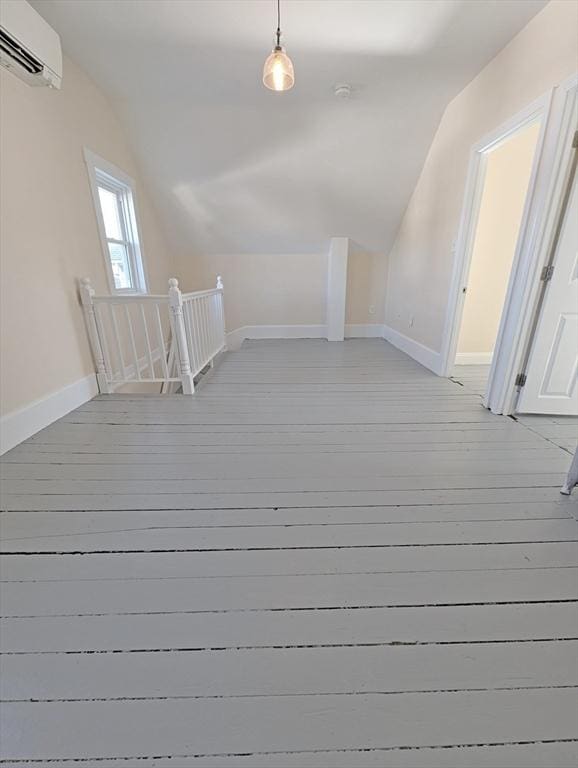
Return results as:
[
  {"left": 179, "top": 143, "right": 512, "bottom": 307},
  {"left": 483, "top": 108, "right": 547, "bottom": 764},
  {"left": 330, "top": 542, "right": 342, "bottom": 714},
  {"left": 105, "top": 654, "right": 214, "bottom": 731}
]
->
[{"left": 0, "top": 0, "right": 62, "bottom": 89}]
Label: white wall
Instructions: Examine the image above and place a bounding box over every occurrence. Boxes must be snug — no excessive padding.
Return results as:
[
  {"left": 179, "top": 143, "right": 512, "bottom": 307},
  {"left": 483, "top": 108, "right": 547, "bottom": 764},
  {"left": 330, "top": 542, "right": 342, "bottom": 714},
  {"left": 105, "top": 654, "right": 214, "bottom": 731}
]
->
[
  {"left": 384, "top": 0, "right": 578, "bottom": 354},
  {"left": 457, "top": 120, "right": 540, "bottom": 358},
  {"left": 0, "top": 56, "right": 175, "bottom": 418}
]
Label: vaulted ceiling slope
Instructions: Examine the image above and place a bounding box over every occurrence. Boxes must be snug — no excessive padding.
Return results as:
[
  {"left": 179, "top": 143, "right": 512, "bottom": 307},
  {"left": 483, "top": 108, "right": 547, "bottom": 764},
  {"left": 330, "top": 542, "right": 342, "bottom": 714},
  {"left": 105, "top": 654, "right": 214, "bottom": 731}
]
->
[{"left": 32, "top": 0, "right": 546, "bottom": 255}]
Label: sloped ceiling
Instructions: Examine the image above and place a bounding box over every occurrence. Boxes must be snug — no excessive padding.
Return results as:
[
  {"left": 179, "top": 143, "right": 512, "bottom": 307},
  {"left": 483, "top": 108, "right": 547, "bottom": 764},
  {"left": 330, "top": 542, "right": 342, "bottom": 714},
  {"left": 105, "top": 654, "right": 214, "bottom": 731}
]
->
[{"left": 32, "top": 0, "right": 546, "bottom": 255}]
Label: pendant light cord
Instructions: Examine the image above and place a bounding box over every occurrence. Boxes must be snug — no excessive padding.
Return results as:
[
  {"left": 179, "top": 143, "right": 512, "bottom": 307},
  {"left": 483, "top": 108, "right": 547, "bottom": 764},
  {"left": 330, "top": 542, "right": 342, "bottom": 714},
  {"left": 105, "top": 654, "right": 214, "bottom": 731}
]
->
[{"left": 276, "top": 0, "right": 281, "bottom": 47}]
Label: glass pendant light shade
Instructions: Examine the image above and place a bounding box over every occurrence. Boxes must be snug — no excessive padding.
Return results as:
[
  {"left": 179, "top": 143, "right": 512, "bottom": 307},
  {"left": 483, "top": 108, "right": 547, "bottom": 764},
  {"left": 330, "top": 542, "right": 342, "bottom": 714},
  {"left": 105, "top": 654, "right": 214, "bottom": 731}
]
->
[
  {"left": 263, "top": 45, "right": 294, "bottom": 92},
  {"left": 263, "top": 1, "right": 294, "bottom": 92}
]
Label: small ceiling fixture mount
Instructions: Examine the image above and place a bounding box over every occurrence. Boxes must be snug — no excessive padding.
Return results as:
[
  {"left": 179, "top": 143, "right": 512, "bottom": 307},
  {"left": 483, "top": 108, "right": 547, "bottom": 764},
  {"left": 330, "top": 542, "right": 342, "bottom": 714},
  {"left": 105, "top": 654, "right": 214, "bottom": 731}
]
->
[
  {"left": 263, "top": 0, "right": 294, "bottom": 92},
  {"left": 334, "top": 83, "right": 352, "bottom": 99}
]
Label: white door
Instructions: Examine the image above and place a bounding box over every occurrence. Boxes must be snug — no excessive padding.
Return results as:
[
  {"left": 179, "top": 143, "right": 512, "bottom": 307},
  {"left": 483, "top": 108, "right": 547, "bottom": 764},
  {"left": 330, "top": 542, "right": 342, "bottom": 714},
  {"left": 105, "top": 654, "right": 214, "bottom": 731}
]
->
[{"left": 517, "top": 172, "right": 578, "bottom": 415}]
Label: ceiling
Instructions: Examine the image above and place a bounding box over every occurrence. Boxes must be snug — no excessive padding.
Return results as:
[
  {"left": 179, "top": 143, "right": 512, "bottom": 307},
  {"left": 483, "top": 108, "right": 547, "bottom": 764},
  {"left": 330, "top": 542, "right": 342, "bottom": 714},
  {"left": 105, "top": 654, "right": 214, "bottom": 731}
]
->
[{"left": 32, "top": 0, "right": 546, "bottom": 255}]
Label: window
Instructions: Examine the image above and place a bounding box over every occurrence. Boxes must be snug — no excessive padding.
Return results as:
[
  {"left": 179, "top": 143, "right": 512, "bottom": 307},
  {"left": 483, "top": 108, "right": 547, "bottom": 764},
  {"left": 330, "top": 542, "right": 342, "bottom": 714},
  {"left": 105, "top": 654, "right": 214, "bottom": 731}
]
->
[{"left": 84, "top": 149, "right": 147, "bottom": 294}]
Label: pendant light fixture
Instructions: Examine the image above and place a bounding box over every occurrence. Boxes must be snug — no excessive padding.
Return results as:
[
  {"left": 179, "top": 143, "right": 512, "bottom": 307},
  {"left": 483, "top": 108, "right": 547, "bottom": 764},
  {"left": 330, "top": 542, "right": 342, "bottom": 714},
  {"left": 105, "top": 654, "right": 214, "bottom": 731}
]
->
[{"left": 263, "top": 0, "right": 294, "bottom": 92}]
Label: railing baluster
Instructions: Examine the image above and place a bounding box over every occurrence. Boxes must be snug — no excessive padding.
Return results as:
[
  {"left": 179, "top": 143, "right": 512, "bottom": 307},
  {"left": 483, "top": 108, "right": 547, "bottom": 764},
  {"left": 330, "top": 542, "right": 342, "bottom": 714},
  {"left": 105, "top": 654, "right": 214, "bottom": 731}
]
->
[
  {"left": 110, "top": 304, "right": 127, "bottom": 382},
  {"left": 218, "top": 292, "right": 226, "bottom": 349},
  {"left": 197, "top": 296, "right": 205, "bottom": 365},
  {"left": 80, "top": 279, "right": 226, "bottom": 393},
  {"left": 202, "top": 295, "right": 210, "bottom": 365},
  {"left": 209, "top": 294, "right": 217, "bottom": 357},
  {"left": 216, "top": 275, "right": 226, "bottom": 351},
  {"left": 139, "top": 304, "right": 155, "bottom": 378},
  {"left": 94, "top": 303, "right": 113, "bottom": 385},
  {"left": 154, "top": 303, "right": 170, "bottom": 380},
  {"left": 192, "top": 296, "right": 203, "bottom": 368},
  {"left": 184, "top": 300, "right": 199, "bottom": 376},
  {"left": 124, "top": 305, "right": 141, "bottom": 381}
]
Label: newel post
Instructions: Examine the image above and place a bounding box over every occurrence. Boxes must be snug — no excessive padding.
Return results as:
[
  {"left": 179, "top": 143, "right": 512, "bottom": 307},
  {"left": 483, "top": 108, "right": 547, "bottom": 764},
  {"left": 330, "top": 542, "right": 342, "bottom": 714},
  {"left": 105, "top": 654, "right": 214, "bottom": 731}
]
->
[
  {"left": 168, "top": 278, "right": 194, "bottom": 395},
  {"left": 79, "top": 278, "right": 110, "bottom": 394}
]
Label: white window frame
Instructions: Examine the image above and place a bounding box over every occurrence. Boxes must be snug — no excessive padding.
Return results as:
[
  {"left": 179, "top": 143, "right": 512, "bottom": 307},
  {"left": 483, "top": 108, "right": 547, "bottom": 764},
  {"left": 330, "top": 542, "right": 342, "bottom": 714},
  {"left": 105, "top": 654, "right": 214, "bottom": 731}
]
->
[{"left": 84, "top": 148, "right": 148, "bottom": 294}]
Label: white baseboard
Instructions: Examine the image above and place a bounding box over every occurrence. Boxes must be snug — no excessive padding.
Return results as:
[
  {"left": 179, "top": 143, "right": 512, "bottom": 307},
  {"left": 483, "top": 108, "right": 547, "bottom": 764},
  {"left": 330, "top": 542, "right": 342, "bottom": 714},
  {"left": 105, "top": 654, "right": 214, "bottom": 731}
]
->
[
  {"left": 227, "top": 324, "right": 327, "bottom": 350},
  {"left": 1, "top": 373, "right": 98, "bottom": 455},
  {"left": 225, "top": 323, "right": 443, "bottom": 379},
  {"left": 345, "top": 323, "right": 385, "bottom": 338},
  {"left": 226, "top": 323, "right": 387, "bottom": 348},
  {"left": 455, "top": 352, "right": 493, "bottom": 365},
  {"left": 382, "top": 324, "right": 443, "bottom": 375},
  {"left": 225, "top": 327, "right": 246, "bottom": 350}
]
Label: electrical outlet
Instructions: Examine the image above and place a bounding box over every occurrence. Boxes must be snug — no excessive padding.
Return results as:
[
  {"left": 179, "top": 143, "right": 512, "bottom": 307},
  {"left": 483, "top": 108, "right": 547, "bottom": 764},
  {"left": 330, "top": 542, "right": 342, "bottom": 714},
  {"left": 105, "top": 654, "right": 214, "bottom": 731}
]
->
[{"left": 368, "top": 305, "right": 376, "bottom": 315}]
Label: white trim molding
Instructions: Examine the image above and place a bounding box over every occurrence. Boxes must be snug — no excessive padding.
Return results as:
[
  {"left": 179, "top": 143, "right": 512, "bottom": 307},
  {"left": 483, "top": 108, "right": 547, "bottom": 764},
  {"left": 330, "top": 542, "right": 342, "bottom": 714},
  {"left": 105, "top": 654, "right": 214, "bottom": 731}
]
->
[
  {"left": 226, "top": 325, "right": 328, "bottom": 350},
  {"left": 440, "top": 89, "right": 553, "bottom": 382},
  {"left": 83, "top": 147, "right": 149, "bottom": 296},
  {"left": 326, "top": 237, "right": 349, "bottom": 341},
  {"left": 225, "top": 323, "right": 443, "bottom": 375},
  {"left": 454, "top": 352, "right": 493, "bottom": 365},
  {"left": 438, "top": 76, "right": 578, "bottom": 414},
  {"left": 345, "top": 324, "right": 386, "bottom": 338},
  {"left": 382, "top": 324, "right": 443, "bottom": 375},
  {"left": 0, "top": 374, "right": 98, "bottom": 455},
  {"left": 491, "top": 73, "right": 578, "bottom": 415}
]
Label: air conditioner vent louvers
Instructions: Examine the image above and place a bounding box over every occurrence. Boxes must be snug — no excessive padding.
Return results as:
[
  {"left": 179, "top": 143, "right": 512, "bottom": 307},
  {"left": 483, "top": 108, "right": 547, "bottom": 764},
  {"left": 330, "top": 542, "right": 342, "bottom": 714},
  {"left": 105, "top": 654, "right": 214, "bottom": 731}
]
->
[{"left": 0, "top": 28, "right": 43, "bottom": 74}]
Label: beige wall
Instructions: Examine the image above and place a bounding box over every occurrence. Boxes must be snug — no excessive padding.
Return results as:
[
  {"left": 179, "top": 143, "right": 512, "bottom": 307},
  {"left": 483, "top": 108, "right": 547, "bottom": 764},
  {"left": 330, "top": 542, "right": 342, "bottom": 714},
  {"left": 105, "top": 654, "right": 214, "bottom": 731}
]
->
[
  {"left": 178, "top": 252, "right": 328, "bottom": 332},
  {"left": 346, "top": 251, "right": 387, "bottom": 325},
  {"left": 384, "top": 0, "right": 578, "bottom": 353},
  {"left": 178, "top": 247, "right": 388, "bottom": 333},
  {"left": 457, "top": 120, "right": 540, "bottom": 356},
  {"left": 0, "top": 56, "right": 174, "bottom": 416}
]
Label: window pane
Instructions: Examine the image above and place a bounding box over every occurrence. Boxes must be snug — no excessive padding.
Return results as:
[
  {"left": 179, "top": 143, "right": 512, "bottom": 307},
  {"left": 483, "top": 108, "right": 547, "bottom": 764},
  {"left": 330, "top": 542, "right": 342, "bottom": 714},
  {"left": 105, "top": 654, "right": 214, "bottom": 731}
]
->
[
  {"left": 98, "top": 186, "right": 123, "bottom": 240},
  {"left": 108, "top": 242, "right": 133, "bottom": 290}
]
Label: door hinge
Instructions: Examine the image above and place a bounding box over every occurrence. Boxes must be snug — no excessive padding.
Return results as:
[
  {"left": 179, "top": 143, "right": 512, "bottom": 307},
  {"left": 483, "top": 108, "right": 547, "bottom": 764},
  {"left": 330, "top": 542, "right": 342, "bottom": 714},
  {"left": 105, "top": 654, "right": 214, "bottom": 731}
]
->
[
  {"left": 541, "top": 264, "right": 555, "bottom": 282},
  {"left": 573, "top": 130, "right": 578, "bottom": 149},
  {"left": 515, "top": 373, "right": 527, "bottom": 387}
]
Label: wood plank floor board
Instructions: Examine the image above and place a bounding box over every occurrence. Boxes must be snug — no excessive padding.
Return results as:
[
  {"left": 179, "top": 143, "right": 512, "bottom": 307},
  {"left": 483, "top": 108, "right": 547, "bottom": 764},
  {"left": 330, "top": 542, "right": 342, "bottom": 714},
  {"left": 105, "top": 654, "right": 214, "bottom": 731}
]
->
[
  {"left": 2, "top": 689, "right": 577, "bottom": 760},
  {"left": 3, "top": 567, "right": 577, "bottom": 617},
  {"left": 2, "top": 518, "right": 576, "bottom": 554},
  {"left": 2, "top": 452, "right": 571, "bottom": 479},
  {"left": 1, "top": 501, "right": 573, "bottom": 542},
  {"left": 5, "top": 742, "right": 577, "bottom": 768},
  {"left": 1, "top": 339, "right": 576, "bottom": 764},
  {"left": 3, "top": 542, "right": 577, "bottom": 582},
  {"left": 3, "top": 445, "right": 560, "bottom": 462},
  {"left": 3, "top": 640, "right": 577, "bottom": 701},
  {"left": 2, "top": 473, "right": 567, "bottom": 499},
  {"left": 3, "top": 485, "right": 571, "bottom": 511},
  {"left": 3, "top": 601, "right": 577, "bottom": 654},
  {"left": 453, "top": 365, "right": 578, "bottom": 453}
]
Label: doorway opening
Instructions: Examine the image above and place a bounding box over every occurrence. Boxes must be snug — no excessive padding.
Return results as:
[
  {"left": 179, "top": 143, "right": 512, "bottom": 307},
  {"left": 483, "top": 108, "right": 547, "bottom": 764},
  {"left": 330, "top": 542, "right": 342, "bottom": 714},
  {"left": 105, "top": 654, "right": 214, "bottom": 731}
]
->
[
  {"left": 452, "top": 119, "right": 542, "bottom": 396},
  {"left": 441, "top": 76, "right": 578, "bottom": 416}
]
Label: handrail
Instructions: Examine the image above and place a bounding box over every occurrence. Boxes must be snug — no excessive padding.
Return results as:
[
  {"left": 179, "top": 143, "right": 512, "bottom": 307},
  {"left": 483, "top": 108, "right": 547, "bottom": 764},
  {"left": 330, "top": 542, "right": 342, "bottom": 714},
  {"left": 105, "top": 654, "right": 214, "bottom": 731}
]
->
[
  {"left": 181, "top": 287, "right": 223, "bottom": 300},
  {"left": 90, "top": 288, "right": 224, "bottom": 303},
  {"left": 91, "top": 293, "right": 169, "bottom": 303},
  {"left": 80, "top": 276, "right": 226, "bottom": 394}
]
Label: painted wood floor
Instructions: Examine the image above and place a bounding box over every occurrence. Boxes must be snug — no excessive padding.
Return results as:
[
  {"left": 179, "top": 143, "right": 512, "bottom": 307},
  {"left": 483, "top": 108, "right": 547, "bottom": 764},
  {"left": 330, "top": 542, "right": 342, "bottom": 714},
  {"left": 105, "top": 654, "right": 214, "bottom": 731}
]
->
[
  {"left": 453, "top": 363, "right": 578, "bottom": 452},
  {"left": 1, "top": 339, "right": 577, "bottom": 767}
]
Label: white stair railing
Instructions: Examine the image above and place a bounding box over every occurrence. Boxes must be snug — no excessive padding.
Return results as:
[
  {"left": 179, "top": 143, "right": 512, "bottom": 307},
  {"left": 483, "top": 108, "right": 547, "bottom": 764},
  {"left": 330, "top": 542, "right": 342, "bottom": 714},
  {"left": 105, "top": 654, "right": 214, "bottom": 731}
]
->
[{"left": 80, "top": 276, "right": 226, "bottom": 394}]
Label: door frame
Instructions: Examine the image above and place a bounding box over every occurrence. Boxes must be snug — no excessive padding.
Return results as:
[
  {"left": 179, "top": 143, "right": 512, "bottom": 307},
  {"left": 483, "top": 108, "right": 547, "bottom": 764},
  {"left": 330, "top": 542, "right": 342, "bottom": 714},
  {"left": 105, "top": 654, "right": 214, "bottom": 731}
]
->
[
  {"left": 440, "top": 73, "right": 578, "bottom": 414},
  {"left": 439, "top": 90, "right": 552, "bottom": 400},
  {"left": 514, "top": 77, "right": 578, "bottom": 414}
]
